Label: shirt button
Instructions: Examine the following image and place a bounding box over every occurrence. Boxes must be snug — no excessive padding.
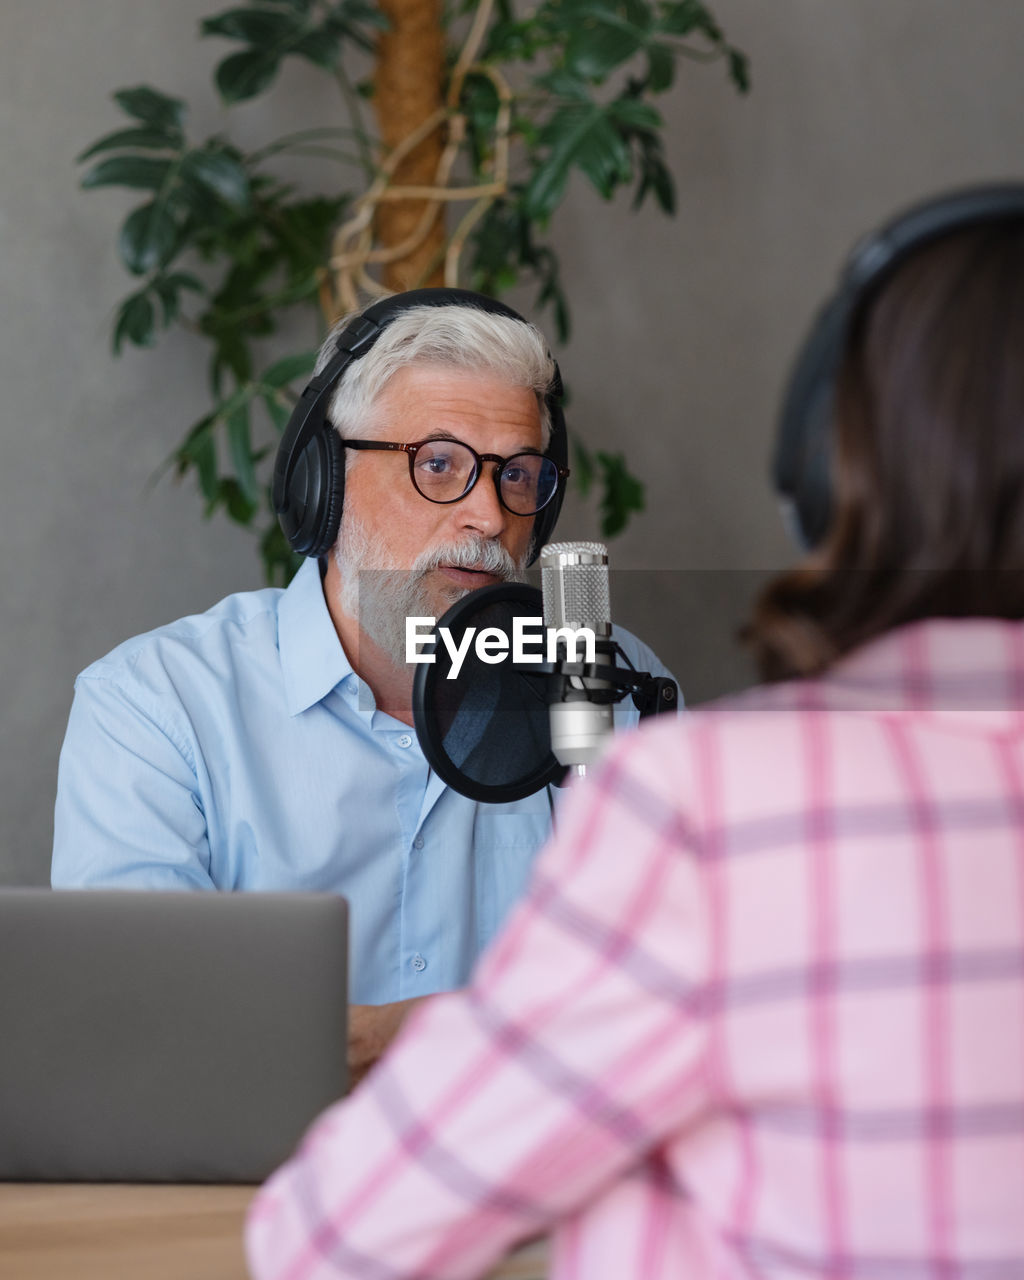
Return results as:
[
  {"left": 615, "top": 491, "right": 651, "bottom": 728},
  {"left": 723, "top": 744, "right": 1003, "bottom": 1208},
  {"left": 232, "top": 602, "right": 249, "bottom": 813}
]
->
[
  {"left": 413, "top": 836, "right": 424, "bottom": 850},
  {"left": 397, "top": 734, "right": 413, "bottom": 749},
  {"left": 411, "top": 954, "right": 427, "bottom": 972}
]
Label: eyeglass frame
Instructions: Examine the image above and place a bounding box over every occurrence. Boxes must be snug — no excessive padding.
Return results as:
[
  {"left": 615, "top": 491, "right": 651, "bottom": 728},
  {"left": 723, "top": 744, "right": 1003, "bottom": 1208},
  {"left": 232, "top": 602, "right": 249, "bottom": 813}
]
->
[{"left": 339, "top": 435, "right": 571, "bottom": 517}]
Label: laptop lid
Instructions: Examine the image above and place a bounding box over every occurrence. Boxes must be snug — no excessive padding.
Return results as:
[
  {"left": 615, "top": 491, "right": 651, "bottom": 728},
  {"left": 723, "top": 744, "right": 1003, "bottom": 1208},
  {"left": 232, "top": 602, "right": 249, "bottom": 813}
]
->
[{"left": 0, "top": 889, "right": 348, "bottom": 1183}]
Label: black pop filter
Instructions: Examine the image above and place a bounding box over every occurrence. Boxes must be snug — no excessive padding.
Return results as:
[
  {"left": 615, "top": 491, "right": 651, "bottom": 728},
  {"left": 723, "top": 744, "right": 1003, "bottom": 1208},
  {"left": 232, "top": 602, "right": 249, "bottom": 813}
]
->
[{"left": 412, "top": 582, "right": 567, "bottom": 803}]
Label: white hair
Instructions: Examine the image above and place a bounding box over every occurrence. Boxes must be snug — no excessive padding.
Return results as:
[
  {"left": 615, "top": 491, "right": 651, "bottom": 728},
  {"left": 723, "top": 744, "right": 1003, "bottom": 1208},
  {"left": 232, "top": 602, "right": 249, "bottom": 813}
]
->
[{"left": 314, "top": 303, "right": 555, "bottom": 447}]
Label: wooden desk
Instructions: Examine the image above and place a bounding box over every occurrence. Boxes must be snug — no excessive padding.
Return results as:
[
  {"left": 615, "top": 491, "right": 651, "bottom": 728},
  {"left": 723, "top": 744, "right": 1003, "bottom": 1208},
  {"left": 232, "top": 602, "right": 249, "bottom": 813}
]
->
[
  {"left": 0, "top": 1184, "right": 549, "bottom": 1280},
  {"left": 0, "top": 1184, "right": 254, "bottom": 1280}
]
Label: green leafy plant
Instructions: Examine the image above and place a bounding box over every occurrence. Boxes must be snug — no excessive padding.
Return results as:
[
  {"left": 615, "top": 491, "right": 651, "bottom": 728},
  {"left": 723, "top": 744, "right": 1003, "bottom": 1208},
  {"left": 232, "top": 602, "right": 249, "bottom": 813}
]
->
[{"left": 79, "top": 0, "right": 747, "bottom": 583}]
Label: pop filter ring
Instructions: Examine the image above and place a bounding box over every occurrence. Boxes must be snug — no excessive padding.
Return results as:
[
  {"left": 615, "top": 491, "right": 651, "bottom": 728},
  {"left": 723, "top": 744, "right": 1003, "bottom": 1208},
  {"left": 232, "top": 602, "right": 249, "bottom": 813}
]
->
[{"left": 412, "top": 582, "right": 568, "bottom": 803}]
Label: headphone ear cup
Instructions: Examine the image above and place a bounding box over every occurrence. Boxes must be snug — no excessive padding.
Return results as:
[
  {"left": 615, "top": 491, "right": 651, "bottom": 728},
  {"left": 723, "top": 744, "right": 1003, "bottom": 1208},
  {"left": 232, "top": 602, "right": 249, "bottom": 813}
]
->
[
  {"left": 526, "top": 400, "right": 569, "bottom": 565},
  {"left": 279, "top": 427, "right": 345, "bottom": 558},
  {"left": 773, "top": 294, "right": 848, "bottom": 549},
  {"left": 305, "top": 427, "right": 345, "bottom": 560},
  {"left": 773, "top": 184, "right": 1024, "bottom": 551}
]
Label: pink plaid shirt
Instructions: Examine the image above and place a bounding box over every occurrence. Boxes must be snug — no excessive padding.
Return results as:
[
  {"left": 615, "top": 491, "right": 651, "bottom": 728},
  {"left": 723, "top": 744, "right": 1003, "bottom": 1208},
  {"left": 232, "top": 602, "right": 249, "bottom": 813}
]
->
[{"left": 247, "top": 618, "right": 1024, "bottom": 1280}]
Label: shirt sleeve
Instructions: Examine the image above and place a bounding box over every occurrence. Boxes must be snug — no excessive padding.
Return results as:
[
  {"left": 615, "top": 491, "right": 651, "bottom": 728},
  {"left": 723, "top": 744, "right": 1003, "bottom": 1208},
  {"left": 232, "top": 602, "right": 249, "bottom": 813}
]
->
[
  {"left": 245, "top": 720, "right": 711, "bottom": 1280},
  {"left": 52, "top": 672, "right": 215, "bottom": 889}
]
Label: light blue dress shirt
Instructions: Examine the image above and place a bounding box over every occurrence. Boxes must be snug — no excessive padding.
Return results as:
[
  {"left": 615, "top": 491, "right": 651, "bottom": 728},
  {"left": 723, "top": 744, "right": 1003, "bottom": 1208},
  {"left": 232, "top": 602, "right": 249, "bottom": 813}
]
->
[{"left": 52, "top": 558, "right": 677, "bottom": 1003}]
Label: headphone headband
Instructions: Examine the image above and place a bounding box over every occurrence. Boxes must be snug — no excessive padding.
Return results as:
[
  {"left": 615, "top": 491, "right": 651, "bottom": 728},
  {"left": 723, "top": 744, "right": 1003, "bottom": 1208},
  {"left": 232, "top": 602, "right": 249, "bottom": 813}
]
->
[
  {"left": 272, "top": 288, "right": 569, "bottom": 561},
  {"left": 774, "top": 183, "right": 1024, "bottom": 549}
]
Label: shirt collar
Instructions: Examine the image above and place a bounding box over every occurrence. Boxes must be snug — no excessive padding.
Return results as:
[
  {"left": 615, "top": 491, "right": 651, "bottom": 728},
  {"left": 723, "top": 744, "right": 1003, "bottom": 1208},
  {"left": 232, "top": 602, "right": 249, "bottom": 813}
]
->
[{"left": 278, "top": 558, "right": 354, "bottom": 715}]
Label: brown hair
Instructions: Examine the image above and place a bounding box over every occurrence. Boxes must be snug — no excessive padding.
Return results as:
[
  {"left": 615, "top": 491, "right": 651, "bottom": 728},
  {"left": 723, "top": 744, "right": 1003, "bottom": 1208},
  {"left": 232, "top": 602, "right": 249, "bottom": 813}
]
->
[{"left": 746, "top": 220, "right": 1024, "bottom": 682}]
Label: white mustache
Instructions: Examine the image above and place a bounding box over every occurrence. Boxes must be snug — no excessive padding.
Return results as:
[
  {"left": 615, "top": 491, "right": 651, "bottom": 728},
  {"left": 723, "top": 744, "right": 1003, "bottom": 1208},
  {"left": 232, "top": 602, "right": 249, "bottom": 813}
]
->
[{"left": 413, "top": 537, "right": 522, "bottom": 580}]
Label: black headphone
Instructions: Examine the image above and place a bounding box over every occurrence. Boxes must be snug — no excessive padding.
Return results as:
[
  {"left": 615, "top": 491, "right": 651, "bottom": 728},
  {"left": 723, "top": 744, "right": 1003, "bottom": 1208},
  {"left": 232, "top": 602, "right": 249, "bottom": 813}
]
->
[
  {"left": 272, "top": 287, "right": 569, "bottom": 563},
  {"left": 773, "top": 182, "right": 1024, "bottom": 550}
]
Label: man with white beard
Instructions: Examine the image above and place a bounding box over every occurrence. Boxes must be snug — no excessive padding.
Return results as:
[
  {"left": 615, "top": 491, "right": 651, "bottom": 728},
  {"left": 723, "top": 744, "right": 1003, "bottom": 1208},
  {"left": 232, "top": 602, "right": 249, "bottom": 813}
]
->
[{"left": 52, "top": 290, "right": 675, "bottom": 1075}]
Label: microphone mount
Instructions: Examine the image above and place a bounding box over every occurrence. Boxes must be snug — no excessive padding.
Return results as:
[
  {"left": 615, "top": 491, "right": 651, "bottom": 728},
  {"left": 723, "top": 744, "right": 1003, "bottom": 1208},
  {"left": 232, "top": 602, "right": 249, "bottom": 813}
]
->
[{"left": 517, "top": 640, "right": 678, "bottom": 717}]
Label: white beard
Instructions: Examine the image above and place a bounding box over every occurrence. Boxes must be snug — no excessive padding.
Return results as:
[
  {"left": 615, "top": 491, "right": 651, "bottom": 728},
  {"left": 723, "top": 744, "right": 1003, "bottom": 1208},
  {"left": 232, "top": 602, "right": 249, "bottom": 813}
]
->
[{"left": 332, "top": 517, "right": 526, "bottom": 667}]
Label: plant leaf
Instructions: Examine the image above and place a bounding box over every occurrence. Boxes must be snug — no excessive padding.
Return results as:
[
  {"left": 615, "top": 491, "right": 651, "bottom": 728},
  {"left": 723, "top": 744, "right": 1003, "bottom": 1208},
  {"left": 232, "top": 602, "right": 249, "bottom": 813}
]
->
[
  {"left": 645, "top": 41, "right": 675, "bottom": 92},
  {"left": 77, "top": 127, "right": 181, "bottom": 162},
  {"left": 484, "top": 15, "right": 546, "bottom": 61},
  {"left": 112, "top": 291, "right": 157, "bottom": 353},
  {"left": 181, "top": 149, "right": 251, "bottom": 208},
  {"left": 526, "top": 106, "right": 632, "bottom": 220},
  {"left": 608, "top": 98, "right": 662, "bottom": 131},
  {"left": 532, "top": 68, "right": 591, "bottom": 102},
  {"left": 217, "top": 477, "right": 259, "bottom": 524},
  {"left": 596, "top": 450, "right": 645, "bottom": 536},
  {"left": 178, "top": 418, "right": 220, "bottom": 503},
  {"left": 331, "top": 0, "right": 389, "bottom": 28},
  {"left": 201, "top": 6, "right": 302, "bottom": 46},
  {"left": 152, "top": 271, "right": 205, "bottom": 324},
  {"left": 272, "top": 196, "right": 350, "bottom": 274},
  {"left": 260, "top": 351, "right": 317, "bottom": 388},
  {"left": 572, "top": 436, "right": 595, "bottom": 498},
  {"left": 163, "top": 270, "right": 206, "bottom": 294},
  {"left": 729, "top": 48, "right": 751, "bottom": 92},
  {"left": 656, "top": 0, "right": 698, "bottom": 35},
  {"left": 525, "top": 112, "right": 587, "bottom": 218},
  {"left": 633, "top": 133, "right": 675, "bottom": 212},
  {"left": 622, "top": 0, "right": 652, "bottom": 27},
  {"left": 655, "top": 0, "right": 720, "bottom": 37},
  {"left": 323, "top": 0, "right": 388, "bottom": 42},
  {"left": 80, "top": 156, "right": 173, "bottom": 191},
  {"left": 290, "top": 30, "right": 346, "bottom": 64},
  {"left": 565, "top": 21, "right": 645, "bottom": 81},
  {"left": 537, "top": 273, "right": 571, "bottom": 343},
  {"left": 112, "top": 86, "right": 186, "bottom": 131},
  {"left": 153, "top": 278, "right": 179, "bottom": 327},
  {"left": 225, "top": 399, "right": 260, "bottom": 503},
  {"left": 215, "top": 48, "right": 283, "bottom": 102},
  {"left": 118, "top": 202, "right": 179, "bottom": 275},
  {"left": 207, "top": 329, "right": 254, "bottom": 394},
  {"left": 262, "top": 389, "right": 294, "bottom": 432}
]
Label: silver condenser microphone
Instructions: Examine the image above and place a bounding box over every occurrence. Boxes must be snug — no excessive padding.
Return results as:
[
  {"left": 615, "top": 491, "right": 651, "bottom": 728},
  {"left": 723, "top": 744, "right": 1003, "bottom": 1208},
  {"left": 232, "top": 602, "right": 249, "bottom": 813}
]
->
[{"left": 540, "top": 540, "right": 615, "bottom": 774}]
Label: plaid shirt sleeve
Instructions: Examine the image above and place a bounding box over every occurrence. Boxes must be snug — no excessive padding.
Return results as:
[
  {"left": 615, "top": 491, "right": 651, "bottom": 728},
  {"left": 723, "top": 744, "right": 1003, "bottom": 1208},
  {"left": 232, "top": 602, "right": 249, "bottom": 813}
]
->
[{"left": 245, "top": 722, "right": 714, "bottom": 1280}]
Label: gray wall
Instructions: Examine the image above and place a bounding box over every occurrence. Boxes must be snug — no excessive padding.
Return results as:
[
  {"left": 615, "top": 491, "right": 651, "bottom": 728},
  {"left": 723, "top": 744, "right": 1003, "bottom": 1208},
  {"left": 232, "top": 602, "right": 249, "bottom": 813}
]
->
[{"left": 2, "top": 0, "right": 1023, "bottom": 884}]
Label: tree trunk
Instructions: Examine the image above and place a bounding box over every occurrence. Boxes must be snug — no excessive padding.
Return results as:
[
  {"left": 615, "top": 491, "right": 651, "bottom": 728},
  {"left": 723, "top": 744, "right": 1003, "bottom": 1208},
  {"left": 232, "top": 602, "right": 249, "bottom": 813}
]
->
[{"left": 373, "top": 0, "right": 447, "bottom": 291}]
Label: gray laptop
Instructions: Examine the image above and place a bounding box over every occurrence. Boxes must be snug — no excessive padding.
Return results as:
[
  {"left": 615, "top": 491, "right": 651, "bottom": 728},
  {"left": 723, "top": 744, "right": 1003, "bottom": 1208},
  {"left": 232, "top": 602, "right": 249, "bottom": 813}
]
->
[{"left": 0, "top": 889, "right": 348, "bottom": 1183}]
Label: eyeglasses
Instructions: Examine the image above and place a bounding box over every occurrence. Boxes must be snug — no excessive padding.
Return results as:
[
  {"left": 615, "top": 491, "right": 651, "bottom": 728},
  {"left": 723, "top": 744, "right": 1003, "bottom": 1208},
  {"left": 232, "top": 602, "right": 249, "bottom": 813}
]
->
[{"left": 340, "top": 436, "right": 570, "bottom": 517}]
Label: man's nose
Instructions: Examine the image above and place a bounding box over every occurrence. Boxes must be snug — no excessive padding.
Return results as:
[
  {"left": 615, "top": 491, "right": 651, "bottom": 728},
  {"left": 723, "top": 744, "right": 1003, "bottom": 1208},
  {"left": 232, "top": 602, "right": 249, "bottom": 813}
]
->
[{"left": 453, "top": 466, "right": 506, "bottom": 539}]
